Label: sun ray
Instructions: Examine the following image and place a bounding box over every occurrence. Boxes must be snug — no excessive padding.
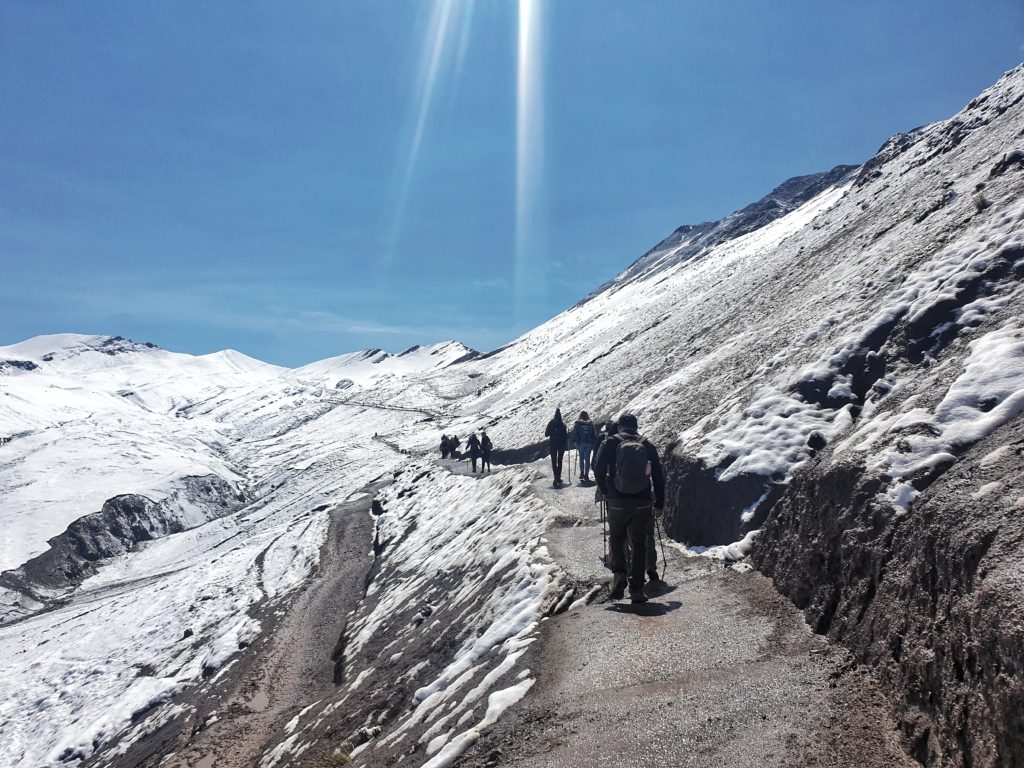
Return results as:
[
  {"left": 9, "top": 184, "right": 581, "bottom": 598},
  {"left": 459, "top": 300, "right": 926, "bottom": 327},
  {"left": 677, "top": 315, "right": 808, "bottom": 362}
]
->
[{"left": 515, "top": 0, "right": 544, "bottom": 324}]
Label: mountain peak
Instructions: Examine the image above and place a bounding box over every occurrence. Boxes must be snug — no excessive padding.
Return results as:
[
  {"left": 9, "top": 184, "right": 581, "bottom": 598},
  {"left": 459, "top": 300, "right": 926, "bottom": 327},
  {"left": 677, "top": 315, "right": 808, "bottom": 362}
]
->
[{"left": 0, "top": 334, "right": 161, "bottom": 365}]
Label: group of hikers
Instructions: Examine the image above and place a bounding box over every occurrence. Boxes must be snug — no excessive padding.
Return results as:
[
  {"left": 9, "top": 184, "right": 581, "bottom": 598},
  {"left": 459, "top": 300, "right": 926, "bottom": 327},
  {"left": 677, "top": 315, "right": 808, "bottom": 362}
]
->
[
  {"left": 439, "top": 430, "right": 493, "bottom": 473},
  {"left": 547, "top": 407, "right": 665, "bottom": 604},
  {"left": 437, "top": 407, "right": 665, "bottom": 604}
]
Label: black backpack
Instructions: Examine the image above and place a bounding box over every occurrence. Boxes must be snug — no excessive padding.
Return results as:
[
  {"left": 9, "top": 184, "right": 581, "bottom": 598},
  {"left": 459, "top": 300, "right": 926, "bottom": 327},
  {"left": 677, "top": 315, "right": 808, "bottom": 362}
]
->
[{"left": 612, "top": 433, "right": 650, "bottom": 494}]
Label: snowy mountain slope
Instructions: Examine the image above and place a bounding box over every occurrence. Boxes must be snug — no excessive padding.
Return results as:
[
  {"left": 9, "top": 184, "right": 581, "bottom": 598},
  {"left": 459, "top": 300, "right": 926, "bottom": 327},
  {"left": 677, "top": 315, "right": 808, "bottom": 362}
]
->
[
  {"left": 289, "top": 340, "right": 477, "bottom": 389},
  {"left": 0, "top": 405, "right": 414, "bottom": 768},
  {"left": 390, "top": 63, "right": 1024, "bottom": 549}
]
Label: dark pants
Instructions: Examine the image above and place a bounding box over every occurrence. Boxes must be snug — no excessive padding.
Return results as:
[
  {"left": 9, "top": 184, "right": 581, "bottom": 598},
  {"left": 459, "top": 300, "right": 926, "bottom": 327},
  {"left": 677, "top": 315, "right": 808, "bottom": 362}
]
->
[
  {"left": 549, "top": 446, "right": 565, "bottom": 480},
  {"left": 625, "top": 530, "right": 658, "bottom": 574},
  {"left": 608, "top": 496, "right": 654, "bottom": 589},
  {"left": 470, "top": 456, "right": 479, "bottom": 472},
  {"left": 482, "top": 454, "right": 491, "bottom": 472}
]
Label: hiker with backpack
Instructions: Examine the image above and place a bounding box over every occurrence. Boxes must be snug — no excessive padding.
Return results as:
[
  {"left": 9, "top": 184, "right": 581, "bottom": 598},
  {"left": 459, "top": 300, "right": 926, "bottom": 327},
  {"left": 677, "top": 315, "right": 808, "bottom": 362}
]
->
[
  {"left": 544, "top": 408, "right": 568, "bottom": 487},
  {"left": 480, "top": 430, "right": 493, "bottom": 473},
  {"left": 466, "top": 432, "right": 482, "bottom": 473},
  {"left": 572, "top": 411, "right": 596, "bottom": 483},
  {"left": 594, "top": 412, "right": 665, "bottom": 604},
  {"left": 449, "top": 434, "right": 461, "bottom": 460},
  {"left": 440, "top": 434, "right": 450, "bottom": 459}
]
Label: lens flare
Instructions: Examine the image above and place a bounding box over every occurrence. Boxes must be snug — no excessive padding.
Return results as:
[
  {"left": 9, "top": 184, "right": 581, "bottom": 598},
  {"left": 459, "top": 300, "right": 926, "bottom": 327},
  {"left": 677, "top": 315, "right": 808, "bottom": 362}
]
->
[{"left": 515, "top": 0, "right": 544, "bottom": 323}]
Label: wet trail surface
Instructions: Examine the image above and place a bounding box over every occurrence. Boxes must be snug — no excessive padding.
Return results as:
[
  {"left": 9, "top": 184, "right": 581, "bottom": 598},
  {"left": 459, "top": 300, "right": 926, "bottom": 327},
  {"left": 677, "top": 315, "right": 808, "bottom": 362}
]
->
[{"left": 450, "top": 455, "right": 915, "bottom": 768}]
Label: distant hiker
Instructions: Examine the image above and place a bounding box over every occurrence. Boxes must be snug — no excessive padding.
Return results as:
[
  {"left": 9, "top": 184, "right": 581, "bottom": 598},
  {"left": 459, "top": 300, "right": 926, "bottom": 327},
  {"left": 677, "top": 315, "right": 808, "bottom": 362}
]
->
[
  {"left": 467, "top": 433, "right": 482, "bottom": 473},
  {"left": 450, "top": 434, "right": 461, "bottom": 459},
  {"left": 481, "top": 430, "right": 493, "bottom": 473},
  {"left": 594, "top": 412, "right": 665, "bottom": 604},
  {"left": 572, "top": 411, "right": 596, "bottom": 483},
  {"left": 544, "top": 408, "right": 568, "bottom": 486},
  {"left": 440, "top": 434, "right": 450, "bottom": 459}
]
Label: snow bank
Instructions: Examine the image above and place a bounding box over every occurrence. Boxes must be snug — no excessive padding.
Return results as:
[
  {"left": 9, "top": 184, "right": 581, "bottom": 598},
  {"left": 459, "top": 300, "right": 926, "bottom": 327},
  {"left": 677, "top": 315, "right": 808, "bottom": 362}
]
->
[{"left": 868, "top": 322, "right": 1024, "bottom": 511}]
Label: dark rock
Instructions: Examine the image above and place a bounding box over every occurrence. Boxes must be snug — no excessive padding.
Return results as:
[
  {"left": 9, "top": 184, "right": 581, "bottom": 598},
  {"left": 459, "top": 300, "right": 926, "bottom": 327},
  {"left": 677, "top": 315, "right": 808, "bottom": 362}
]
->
[
  {"left": 0, "top": 359, "right": 39, "bottom": 372},
  {"left": 989, "top": 149, "right": 1024, "bottom": 178},
  {"left": 753, "top": 417, "right": 1024, "bottom": 768}
]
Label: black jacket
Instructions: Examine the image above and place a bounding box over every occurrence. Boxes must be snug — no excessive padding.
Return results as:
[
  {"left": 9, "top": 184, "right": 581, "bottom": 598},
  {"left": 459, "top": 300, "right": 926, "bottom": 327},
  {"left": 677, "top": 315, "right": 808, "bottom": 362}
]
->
[
  {"left": 545, "top": 418, "right": 568, "bottom": 450},
  {"left": 594, "top": 431, "right": 665, "bottom": 508},
  {"left": 466, "top": 434, "right": 482, "bottom": 458}
]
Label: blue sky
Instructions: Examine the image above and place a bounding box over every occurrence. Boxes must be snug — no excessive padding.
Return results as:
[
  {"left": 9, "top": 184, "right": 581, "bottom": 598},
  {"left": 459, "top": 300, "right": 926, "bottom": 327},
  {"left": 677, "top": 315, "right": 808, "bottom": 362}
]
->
[{"left": 2, "top": 1, "right": 1022, "bottom": 366}]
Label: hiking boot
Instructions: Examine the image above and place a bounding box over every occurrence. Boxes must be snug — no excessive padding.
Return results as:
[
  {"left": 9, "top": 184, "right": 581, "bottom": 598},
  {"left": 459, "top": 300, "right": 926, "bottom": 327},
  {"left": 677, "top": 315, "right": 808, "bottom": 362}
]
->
[
  {"left": 609, "top": 573, "right": 627, "bottom": 600},
  {"left": 647, "top": 572, "right": 668, "bottom": 592},
  {"left": 629, "top": 587, "right": 648, "bottom": 604}
]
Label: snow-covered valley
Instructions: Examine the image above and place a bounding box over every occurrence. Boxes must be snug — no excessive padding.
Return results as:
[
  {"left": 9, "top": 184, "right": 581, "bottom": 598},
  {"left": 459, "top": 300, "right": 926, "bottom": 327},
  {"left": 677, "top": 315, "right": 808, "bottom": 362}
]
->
[{"left": 2, "top": 63, "right": 1024, "bottom": 768}]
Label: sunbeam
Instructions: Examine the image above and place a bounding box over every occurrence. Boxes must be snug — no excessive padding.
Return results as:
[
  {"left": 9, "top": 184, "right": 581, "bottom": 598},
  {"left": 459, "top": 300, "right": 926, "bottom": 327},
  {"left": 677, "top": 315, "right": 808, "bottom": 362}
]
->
[
  {"left": 515, "top": 0, "right": 544, "bottom": 324},
  {"left": 382, "top": 0, "right": 460, "bottom": 278}
]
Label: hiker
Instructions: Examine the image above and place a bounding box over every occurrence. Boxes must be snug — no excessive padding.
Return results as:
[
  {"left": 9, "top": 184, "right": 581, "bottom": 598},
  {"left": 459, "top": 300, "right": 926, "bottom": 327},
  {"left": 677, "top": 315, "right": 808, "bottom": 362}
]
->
[
  {"left": 440, "top": 434, "right": 450, "bottom": 459},
  {"left": 594, "top": 412, "right": 665, "bottom": 604},
  {"left": 466, "top": 432, "right": 482, "bottom": 473},
  {"left": 593, "top": 419, "right": 615, "bottom": 466},
  {"left": 450, "top": 434, "right": 461, "bottom": 459},
  {"left": 572, "top": 411, "right": 596, "bottom": 482},
  {"left": 481, "top": 430, "right": 493, "bottom": 473},
  {"left": 544, "top": 408, "right": 568, "bottom": 486}
]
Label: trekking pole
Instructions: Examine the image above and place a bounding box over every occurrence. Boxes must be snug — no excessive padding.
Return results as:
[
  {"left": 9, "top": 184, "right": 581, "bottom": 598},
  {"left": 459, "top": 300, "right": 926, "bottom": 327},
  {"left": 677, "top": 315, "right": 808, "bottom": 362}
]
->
[
  {"left": 655, "top": 515, "right": 669, "bottom": 580},
  {"left": 601, "top": 498, "right": 608, "bottom": 569}
]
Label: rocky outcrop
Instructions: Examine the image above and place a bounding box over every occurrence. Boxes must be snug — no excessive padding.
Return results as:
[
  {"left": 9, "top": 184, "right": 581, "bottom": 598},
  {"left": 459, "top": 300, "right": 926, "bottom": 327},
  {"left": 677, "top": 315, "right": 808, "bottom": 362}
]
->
[
  {"left": 752, "top": 418, "right": 1024, "bottom": 767},
  {"left": 0, "top": 359, "right": 39, "bottom": 373},
  {"left": 0, "top": 475, "right": 245, "bottom": 600}
]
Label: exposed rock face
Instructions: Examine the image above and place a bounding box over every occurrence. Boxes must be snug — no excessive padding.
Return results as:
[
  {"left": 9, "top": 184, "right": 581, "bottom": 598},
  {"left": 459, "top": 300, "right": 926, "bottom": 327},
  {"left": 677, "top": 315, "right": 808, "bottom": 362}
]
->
[
  {"left": 0, "top": 359, "right": 38, "bottom": 373},
  {"left": 753, "top": 418, "right": 1024, "bottom": 768},
  {"left": 0, "top": 475, "right": 245, "bottom": 597},
  {"left": 662, "top": 458, "right": 783, "bottom": 545}
]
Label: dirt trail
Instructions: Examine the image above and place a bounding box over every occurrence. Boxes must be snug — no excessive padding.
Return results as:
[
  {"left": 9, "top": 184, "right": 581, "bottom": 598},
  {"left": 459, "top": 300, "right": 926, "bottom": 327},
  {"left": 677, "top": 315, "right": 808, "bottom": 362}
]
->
[
  {"left": 102, "top": 485, "right": 383, "bottom": 768},
  {"left": 452, "top": 460, "right": 916, "bottom": 768}
]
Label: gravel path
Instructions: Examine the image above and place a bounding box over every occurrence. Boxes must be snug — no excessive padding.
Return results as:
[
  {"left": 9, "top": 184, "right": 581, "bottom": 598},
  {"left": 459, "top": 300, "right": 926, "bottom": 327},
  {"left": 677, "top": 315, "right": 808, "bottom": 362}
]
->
[
  {"left": 99, "top": 484, "right": 383, "bottom": 768},
  {"left": 453, "top": 461, "right": 916, "bottom": 768}
]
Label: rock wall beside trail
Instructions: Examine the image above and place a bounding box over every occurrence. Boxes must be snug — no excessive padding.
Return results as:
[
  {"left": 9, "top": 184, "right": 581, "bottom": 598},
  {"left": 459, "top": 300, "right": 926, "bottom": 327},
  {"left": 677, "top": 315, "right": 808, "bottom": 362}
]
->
[{"left": 752, "top": 418, "right": 1024, "bottom": 768}]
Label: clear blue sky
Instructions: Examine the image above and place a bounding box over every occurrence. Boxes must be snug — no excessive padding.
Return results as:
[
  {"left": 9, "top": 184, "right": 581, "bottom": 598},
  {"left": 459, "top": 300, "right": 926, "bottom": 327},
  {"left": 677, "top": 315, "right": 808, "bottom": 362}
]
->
[{"left": 2, "top": 1, "right": 1022, "bottom": 366}]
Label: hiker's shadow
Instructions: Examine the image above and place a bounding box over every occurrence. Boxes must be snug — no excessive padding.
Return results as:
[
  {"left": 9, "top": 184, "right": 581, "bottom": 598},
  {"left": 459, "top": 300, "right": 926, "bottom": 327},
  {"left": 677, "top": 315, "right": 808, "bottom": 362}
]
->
[{"left": 605, "top": 600, "right": 682, "bottom": 617}]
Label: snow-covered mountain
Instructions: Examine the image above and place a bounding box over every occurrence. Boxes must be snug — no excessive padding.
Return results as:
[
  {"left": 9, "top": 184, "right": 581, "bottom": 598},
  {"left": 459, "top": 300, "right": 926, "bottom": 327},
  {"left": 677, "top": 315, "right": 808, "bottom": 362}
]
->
[{"left": 1, "top": 63, "right": 1023, "bottom": 768}]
